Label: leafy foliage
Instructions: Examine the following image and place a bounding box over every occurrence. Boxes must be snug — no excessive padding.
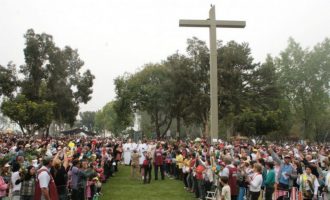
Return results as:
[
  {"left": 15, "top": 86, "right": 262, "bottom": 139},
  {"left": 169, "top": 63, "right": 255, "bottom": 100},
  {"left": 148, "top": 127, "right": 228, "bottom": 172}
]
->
[
  {"left": 1, "top": 95, "right": 54, "bottom": 134},
  {"left": 79, "top": 111, "right": 96, "bottom": 132},
  {"left": 95, "top": 101, "right": 133, "bottom": 135},
  {"left": 276, "top": 38, "right": 330, "bottom": 140},
  {"left": 0, "top": 62, "right": 17, "bottom": 98},
  {"left": 112, "top": 37, "right": 329, "bottom": 140},
  {"left": 0, "top": 29, "right": 94, "bottom": 135}
]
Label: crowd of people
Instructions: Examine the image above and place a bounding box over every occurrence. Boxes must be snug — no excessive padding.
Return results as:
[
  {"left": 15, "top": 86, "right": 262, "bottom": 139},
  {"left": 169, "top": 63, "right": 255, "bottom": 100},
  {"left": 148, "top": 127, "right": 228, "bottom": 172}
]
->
[
  {"left": 0, "top": 134, "right": 121, "bottom": 200},
  {"left": 122, "top": 138, "right": 330, "bottom": 200},
  {"left": 0, "top": 133, "right": 329, "bottom": 200}
]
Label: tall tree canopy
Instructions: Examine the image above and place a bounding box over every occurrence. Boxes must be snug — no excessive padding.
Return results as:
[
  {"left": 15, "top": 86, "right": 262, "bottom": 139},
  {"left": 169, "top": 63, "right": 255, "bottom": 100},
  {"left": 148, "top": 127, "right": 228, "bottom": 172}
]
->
[
  {"left": 0, "top": 29, "right": 95, "bottom": 135},
  {"left": 276, "top": 38, "right": 330, "bottom": 140},
  {"left": 95, "top": 101, "right": 133, "bottom": 135},
  {"left": 79, "top": 111, "right": 96, "bottom": 132},
  {"left": 114, "top": 64, "right": 173, "bottom": 139},
  {"left": 112, "top": 37, "right": 329, "bottom": 140}
]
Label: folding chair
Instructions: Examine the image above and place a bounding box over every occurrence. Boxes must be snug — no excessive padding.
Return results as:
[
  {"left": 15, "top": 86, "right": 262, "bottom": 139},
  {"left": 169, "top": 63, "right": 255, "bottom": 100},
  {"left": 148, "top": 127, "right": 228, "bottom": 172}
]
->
[{"left": 206, "top": 187, "right": 219, "bottom": 200}]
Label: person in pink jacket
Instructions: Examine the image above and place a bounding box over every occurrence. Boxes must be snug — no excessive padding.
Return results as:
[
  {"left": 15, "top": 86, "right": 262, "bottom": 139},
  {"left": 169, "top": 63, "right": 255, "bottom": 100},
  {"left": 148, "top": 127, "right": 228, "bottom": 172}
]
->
[{"left": 0, "top": 174, "right": 8, "bottom": 198}]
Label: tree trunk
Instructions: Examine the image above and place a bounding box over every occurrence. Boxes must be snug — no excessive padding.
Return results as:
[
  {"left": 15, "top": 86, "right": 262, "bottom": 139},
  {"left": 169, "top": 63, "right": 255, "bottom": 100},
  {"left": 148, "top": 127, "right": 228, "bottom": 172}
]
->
[
  {"left": 161, "top": 118, "right": 172, "bottom": 139},
  {"left": 176, "top": 116, "right": 181, "bottom": 139},
  {"left": 226, "top": 121, "right": 234, "bottom": 140},
  {"left": 19, "top": 124, "right": 26, "bottom": 135},
  {"left": 155, "top": 112, "right": 161, "bottom": 139},
  {"left": 203, "top": 119, "right": 209, "bottom": 138},
  {"left": 45, "top": 126, "right": 50, "bottom": 138}
]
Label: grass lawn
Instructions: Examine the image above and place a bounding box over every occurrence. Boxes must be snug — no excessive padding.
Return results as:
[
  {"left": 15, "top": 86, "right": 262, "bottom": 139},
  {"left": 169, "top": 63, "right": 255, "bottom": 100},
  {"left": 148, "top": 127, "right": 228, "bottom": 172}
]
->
[{"left": 100, "top": 165, "right": 196, "bottom": 200}]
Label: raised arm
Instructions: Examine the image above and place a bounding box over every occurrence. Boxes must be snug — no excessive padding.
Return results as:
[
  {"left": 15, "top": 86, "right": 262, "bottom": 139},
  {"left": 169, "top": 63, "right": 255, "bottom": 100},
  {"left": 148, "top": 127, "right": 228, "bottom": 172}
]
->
[
  {"left": 63, "top": 148, "right": 69, "bottom": 170},
  {"left": 269, "top": 148, "right": 282, "bottom": 165}
]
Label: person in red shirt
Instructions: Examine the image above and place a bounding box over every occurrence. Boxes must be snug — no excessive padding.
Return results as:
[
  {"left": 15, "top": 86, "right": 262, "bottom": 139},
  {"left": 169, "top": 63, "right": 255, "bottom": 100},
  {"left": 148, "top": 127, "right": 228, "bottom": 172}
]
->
[
  {"left": 154, "top": 145, "right": 165, "bottom": 180},
  {"left": 195, "top": 158, "right": 206, "bottom": 200}
]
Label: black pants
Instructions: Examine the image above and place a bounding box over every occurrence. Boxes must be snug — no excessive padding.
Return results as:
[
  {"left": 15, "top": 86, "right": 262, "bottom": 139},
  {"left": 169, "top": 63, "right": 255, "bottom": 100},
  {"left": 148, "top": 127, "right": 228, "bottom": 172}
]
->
[
  {"left": 176, "top": 166, "right": 182, "bottom": 180},
  {"left": 115, "top": 160, "right": 119, "bottom": 172},
  {"left": 183, "top": 172, "right": 188, "bottom": 187},
  {"left": 20, "top": 196, "right": 33, "bottom": 200},
  {"left": 250, "top": 191, "right": 260, "bottom": 200},
  {"left": 71, "top": 189, "right": 79, "bottom": 200},
  {"left": 144, "top": 165, "right": 152, "bottom": 183},
  {"left": 205, "top": 180, "right": 212, "bottom": 193},
  {"left": 78, "top": 187, "right": 86, "bottom": 200},
  {"left": 154, "top": 164, "right": 164, "bottom": 180},
  {"left": 194, "top": 177, "right": 199, "bottom": 198},
  {"left": 166, "top": 163, "right": 171, "bottom": 175},
  {"left": 265, "top": 187, "right": 274, "bottom": 200}
]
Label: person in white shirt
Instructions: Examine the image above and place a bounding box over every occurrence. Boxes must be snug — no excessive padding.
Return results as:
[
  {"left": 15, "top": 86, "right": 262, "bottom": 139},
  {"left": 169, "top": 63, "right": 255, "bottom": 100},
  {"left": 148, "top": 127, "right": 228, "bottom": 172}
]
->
[
  {"left": 324, "top": 168, "right": 330, "bottom": 200},
  {"left": 38, "top": 156, "right": 53, "bottom": 200},
  {"left": 123, "top": 139, "right": 133, "bottom": 165},
  {"left": 297, "top": 166, "right": 320, "bottom": 200},
  {"left": 11, "top": 162, "right": 21, "bottom": 200},
  {"left": 138, "top": 140, "right": 148, "bottom": 179},
  {"left": 247, "top": 163, "right": 263, "bottom": 200},
  {"left": 220, "top": 176, "right": 231, "bottom": 200},
  {"left": 138, "top": 141, "right": 148, "bottom": 165}
]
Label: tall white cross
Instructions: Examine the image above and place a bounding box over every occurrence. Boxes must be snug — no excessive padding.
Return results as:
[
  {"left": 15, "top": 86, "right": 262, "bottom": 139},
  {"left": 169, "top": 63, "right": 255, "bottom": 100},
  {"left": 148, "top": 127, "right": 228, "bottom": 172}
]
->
[{"left": 179, "top": 5, "right": 245, "bottom": 142}]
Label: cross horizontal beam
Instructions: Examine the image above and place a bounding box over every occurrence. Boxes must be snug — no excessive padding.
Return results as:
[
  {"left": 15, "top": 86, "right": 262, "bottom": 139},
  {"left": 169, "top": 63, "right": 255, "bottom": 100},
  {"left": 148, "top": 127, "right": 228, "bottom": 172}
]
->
[{"left": 179, "top": 19, "right": 246, "bottom": 28}]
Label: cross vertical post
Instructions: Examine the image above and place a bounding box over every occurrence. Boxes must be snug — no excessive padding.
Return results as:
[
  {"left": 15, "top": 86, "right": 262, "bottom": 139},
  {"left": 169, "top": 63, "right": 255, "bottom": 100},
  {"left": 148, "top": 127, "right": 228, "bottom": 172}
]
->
[
  {"left": 179, "top": 5, "right": 246, "bottom": 143},
  {"left": 209, "top": 6, "right": 218, "bottom": 144}
]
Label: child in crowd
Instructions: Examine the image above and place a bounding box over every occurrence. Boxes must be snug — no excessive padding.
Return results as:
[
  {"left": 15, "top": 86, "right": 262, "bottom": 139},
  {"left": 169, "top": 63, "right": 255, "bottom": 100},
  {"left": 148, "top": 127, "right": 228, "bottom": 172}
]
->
[{"left": 220, "top": 176, "right": 231, "bottom": 200}]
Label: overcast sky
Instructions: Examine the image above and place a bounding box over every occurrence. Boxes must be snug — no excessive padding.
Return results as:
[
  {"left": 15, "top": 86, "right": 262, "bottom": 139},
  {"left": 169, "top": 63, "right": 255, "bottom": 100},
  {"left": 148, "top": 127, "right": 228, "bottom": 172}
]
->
[{"left": 1, "top": 0, "right": 329, "bottom": 112}]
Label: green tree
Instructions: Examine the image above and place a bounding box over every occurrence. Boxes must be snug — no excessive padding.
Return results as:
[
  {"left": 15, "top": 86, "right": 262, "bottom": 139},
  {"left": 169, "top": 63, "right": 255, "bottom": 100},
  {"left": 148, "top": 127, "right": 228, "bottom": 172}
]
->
[
  {"left": 276, "top": 38, "right": 330, "bottom": 139},
  {"left": 95, "top": 101, "right": 133, "bottom": 135},
  {"left": 0, "top": 62, "right": 17, "bottom": 98},
  {"left": 79, "top": 111, "right": 96, "bottom": 132},
  {"left": 183, "top": 37, "right": 210, "bottom": 137},
  {"left": 114, "top": 64, "right": 173, "bottom": 139},
  {"left": 217, "top": 41, "right": 256, "bottom": 137},
  {"left": 113, "top": 77, "right": 135, "bottom": 133},
  {"left": 234, "top": 55, "right": 288, "bottom": 137},
  {"left": 1, "top": 95, "right": 54, "bottom": 134},
  {"left": 44, "top": 42, "right": 95, "bottom": 126},
  {"left": 0, "top": 29, "right": 94, "bottom": 135},
  {"left": 163, "top": 53, "right": 196, "bottom": 137}
]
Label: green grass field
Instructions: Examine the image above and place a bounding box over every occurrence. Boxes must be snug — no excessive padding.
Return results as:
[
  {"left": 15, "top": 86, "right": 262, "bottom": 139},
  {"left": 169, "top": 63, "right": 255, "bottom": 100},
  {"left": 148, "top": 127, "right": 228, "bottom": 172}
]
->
[{"left": 100, "top": 165, "right": 196, "bottom": 200}]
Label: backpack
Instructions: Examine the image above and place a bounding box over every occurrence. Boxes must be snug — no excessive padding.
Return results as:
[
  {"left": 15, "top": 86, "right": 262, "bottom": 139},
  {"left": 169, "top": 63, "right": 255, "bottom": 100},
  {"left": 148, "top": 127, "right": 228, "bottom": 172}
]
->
[
  {"left": 227, "top": 165, "right": 238, "bottom": 196},
  {"left": 34, "top": 169, "right": 59, "bottom": 200}
]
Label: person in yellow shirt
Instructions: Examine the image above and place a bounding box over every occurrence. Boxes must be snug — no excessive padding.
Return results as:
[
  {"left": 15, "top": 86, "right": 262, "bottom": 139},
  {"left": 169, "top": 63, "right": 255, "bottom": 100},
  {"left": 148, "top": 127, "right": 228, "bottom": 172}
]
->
[
  {"left": 176, "top": 151, "right": 184, "bottom": 180},
  {"left": 182, "top": 155, "right": 191, "bottom": 189}
]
